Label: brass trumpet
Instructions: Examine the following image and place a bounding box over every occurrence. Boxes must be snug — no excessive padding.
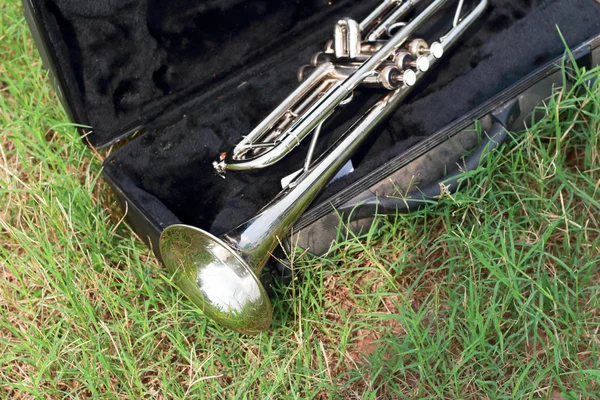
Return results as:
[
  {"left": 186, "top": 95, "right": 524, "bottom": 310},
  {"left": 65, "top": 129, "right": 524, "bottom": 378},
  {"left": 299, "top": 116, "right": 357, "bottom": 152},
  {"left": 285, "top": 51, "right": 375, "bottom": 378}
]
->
[{"left": 161, "top": 0, "right": 488, "bottom": 333}]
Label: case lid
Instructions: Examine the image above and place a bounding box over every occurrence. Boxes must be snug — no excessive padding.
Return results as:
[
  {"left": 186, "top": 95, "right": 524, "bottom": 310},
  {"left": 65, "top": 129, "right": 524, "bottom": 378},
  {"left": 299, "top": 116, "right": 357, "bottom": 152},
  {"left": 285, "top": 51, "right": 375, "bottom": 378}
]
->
[{"left": 23, "top": 0, "right": 369, "bottom": 147}]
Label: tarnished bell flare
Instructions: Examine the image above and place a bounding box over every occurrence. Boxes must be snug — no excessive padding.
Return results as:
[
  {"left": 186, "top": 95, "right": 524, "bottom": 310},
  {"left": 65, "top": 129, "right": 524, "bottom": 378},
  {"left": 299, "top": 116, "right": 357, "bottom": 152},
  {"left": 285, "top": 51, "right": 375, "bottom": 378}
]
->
[{"left": 161, "top": 0, "right": 488, "bottom": 334}]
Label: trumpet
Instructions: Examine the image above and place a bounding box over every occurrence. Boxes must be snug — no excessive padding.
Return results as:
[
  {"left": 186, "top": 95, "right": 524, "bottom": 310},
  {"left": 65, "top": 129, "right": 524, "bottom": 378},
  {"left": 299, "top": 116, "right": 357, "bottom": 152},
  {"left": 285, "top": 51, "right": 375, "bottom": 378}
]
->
[{"left": 161, "top": 0, "right": 488, "bottom": 333}]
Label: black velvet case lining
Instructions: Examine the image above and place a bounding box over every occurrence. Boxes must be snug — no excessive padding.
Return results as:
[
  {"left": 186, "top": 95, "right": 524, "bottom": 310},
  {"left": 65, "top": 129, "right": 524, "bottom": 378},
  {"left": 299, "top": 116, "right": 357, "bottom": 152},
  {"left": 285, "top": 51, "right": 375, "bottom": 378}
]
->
[
  {"left": 37, "top": 0, "right": 600, "bottom": 237},
  {"left": 37, "top": 0, "right": 374, "bottom": 141}
]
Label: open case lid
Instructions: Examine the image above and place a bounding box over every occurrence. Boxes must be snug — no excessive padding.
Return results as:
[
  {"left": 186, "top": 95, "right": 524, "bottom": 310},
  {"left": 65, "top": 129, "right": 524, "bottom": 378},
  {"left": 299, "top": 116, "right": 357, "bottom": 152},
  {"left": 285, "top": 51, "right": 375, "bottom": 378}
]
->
[
  {"left": 22, "top": 0, "right": 600, "bottom": 149},
  {"left": 23, "top": 0, "right": 387, "bottom": 148}
]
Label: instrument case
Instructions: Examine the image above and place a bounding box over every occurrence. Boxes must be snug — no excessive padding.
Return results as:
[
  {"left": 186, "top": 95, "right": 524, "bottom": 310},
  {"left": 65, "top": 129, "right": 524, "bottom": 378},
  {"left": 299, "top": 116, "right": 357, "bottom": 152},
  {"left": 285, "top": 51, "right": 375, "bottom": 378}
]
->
[{"left": 23, "top": 0, "right": 600, "bottom": 279}]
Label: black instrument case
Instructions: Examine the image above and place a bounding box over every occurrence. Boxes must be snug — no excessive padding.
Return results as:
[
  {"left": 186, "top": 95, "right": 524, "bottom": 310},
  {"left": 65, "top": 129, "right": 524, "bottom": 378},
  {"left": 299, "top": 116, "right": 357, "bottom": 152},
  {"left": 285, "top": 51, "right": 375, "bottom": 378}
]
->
[{"left": 23, "top": 0, "right": 600, "bottom": 276}]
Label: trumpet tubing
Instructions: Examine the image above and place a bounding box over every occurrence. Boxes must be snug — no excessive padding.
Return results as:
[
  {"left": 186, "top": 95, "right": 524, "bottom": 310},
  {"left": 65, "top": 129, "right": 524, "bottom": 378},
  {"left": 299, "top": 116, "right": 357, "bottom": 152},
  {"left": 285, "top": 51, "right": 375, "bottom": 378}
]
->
[
  {"left": 214, "top": 0, "right": 471, "bottom": 174},
  {"left": 162, "top": 0, "right": 488, "bottom": 333}
]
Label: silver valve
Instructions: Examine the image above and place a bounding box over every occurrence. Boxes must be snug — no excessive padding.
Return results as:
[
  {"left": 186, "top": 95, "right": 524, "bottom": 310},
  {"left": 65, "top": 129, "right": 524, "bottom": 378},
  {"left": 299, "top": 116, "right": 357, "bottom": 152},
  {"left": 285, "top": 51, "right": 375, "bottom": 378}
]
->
[
  {"left": 394, "top": 52, "right": 430, "bottom": 72},
  {"left": 421, "top": 41, "right": 444, "bottom": 59},
  {"left": 380, "top": 66, "right": 417, "bottom": 90},
  {"left": 405, "top": 39, "right": 442, "bottom": 60},
  {"left": 415, "top": 56, "right": 430, "bottom": 71},
  {"left": 428, "top": 42, "right": 444, "bottom": 59},
  {"left": 406, "top": 38, "right": 429, "bottom": 57}
]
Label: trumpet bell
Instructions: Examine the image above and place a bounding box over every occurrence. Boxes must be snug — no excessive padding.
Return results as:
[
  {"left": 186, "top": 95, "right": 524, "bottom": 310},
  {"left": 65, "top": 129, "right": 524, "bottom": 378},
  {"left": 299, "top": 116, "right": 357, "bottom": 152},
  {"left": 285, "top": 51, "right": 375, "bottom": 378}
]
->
[{"left": 160, "top": 224, "right": 272, "bottom": 334}]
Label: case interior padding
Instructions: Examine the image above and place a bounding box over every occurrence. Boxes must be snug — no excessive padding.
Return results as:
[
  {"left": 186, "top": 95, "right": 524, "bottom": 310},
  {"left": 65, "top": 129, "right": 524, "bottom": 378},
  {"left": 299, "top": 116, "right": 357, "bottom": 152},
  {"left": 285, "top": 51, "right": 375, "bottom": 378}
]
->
[
  {"left": 37, "top": 0, "right": 600, "bottom": 236},
  {"left": 36, "top": 0, "right": 372, "bottom": 141}
]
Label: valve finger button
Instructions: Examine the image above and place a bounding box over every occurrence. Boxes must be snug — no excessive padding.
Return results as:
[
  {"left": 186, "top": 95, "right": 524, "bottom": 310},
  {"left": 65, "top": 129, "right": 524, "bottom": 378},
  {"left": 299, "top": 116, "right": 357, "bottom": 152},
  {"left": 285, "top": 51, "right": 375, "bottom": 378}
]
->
[
  {"left": 394, "top": 52, "right": 430, "bottom": 72},
  {"left": 420, "top": 42, "right": 444, "bottom": 59},
  {"left": 381, "top": 66, "right": 417, "bottom": 89},
  {"left": 415, "top": 56, "right": 430, "bottom": 72},
  {"left": 430, "top": 42, "right": 444, "bottom": 59},
  {"left": 402, "top": 69, "right": 417, "bottom": 87}
]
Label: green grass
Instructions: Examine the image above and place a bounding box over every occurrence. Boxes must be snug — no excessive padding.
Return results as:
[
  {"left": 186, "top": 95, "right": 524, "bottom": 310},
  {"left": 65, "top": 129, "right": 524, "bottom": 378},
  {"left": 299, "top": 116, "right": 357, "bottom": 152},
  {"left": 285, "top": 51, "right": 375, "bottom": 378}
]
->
[{"left": 1, "top": 1, "right": 600, "bottom": 398}]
